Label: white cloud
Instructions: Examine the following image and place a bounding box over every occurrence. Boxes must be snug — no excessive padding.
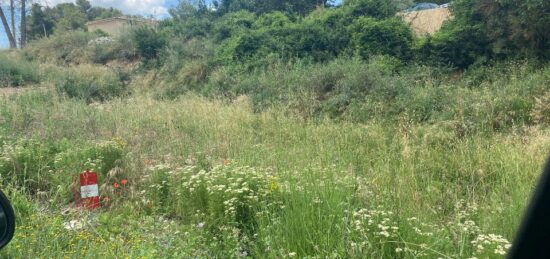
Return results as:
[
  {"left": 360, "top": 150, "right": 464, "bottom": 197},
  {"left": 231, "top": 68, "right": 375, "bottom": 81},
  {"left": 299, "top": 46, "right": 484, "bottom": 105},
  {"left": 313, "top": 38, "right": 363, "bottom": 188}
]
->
[{"left": 38, "top": 0, "right": 169, "bottom": 18}]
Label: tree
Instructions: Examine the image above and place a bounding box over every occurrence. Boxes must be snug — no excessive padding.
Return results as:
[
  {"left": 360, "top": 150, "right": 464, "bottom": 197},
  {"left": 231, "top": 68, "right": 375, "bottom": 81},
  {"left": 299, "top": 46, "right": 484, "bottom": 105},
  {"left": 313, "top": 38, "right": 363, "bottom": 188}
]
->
[
  {"left": 51, "top": 3, "right": 87, "bottom": 32},
  {"left": 10, "top": 0, "right": 15, "bottom": 42},
  {"left": 86, "top": 7, "right": 122, "bottom": 21},
  {"left": 169, "top": 0, "right": 209, "bottom": 20},
  {"left": 27, "top": 4, "right": 55, "bottom": 40},
  {"left": 168, "top": 0, "right": 213, "bottom": 39},
  {"left": 213, "top": 0, "right": 333, "bottom": 15},
  {"left": 131, "top": 27, "right": 167, "bottom": 65},
  {"left": 21, "top": 0, "right": 27, "bottom": 47},
  {"left": 0, "top": 5, "right": 16, "bottom": 48},
  {"left": 344, "top": 0, "right": 398, "bottom": 19},
  {"left": 76, "top": 0, "right": 92, "bottom": 14}
]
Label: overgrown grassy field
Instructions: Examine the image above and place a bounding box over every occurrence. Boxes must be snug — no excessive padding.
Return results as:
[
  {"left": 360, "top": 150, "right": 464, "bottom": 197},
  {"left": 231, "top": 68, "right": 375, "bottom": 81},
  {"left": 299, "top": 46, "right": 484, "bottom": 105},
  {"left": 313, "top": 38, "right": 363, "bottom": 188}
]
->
[
  {"left": 1, "top": 0, "right": 548, "bottom": 257},
  {"left": 1, "top": 27, "right": 550, "bottom": 257},
  {"left": 0, "top": 68, "right": 548, "bottom": 257}
]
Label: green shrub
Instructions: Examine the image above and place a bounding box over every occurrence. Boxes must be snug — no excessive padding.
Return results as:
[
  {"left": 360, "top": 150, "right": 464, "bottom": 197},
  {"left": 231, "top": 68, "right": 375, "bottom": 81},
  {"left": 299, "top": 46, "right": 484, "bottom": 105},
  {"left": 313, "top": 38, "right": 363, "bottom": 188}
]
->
[
  {"left": 161, "top": 38, "right": 215, "bottom": 76},
  {"left": 84, "top": 32, "right": 138, "bottom": 64},
  {"left": 303, "top": 8, "right": 355, "bottom": 55},
  {"left": 53, "top": 65, "right": 126, "bottom": 102},
  {"left": 252, "top": 11, "right": 292, "bottom": 29},
  {"left": 213, "top": 10, "right": 257, "bottom": 42},
  {"left": 22, "top": 31, "right": 92, "bottom": 65},
  {"left": 0, "top": 53, "right": 40, "bottom": 87},
  {"left": 344, "top": 0, "right": 400, "bottom": 19},
  {"left": 202, "top": 57, "right": 397, "bottom": 118},
  {"left": 131, "top": 27, "right": 167, "bottom": 66},
  {"left": 216, "top": 23, "right": 340, "bottom": 65},
  {"left": 415, "top": 21, "right": 490, "bottom": 69},
  {"left": 350, "top": 17, "right": 413, "bottom": 60}
]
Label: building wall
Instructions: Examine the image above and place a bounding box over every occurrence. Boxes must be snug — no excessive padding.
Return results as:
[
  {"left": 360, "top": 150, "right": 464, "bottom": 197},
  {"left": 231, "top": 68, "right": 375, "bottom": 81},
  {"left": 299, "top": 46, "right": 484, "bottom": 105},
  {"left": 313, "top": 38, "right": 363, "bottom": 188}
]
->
[
  {"left": 87, "top": 20, "right": 131, "bottom": 37},
  {"left": 87, "top": 18, "right": 157, "bottom": 37},
  {"left": 398, "top": 8, "right": 452, "bottom": 36}
]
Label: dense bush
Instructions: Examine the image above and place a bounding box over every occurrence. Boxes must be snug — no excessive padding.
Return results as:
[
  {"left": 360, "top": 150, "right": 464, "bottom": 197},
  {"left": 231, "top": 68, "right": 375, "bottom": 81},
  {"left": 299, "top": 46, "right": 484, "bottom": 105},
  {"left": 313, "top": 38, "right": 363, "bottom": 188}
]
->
[
  {"left": 53, "top": 65, "right": 126, "bottom": 102},
  {"left": 0, "top": 54, "right": 40, "bottom": 87},
  {"left": 344, "top": 0, "right": 400, "bottom": 19},
  {"left": 450, "top": 0, "right": 550, "bottom": 61},
  {"left": 22, "top": 31, "right": 92, "bottom": 65},
  {"left": 216, "top": 22, "right": 341, "bottom": 64},
  {"left": 131, "top": 27, "right": 167, "bottom": 66},
  {"left": 415, "top": 20, "right": 490, "bottom": 68},
  {"left": 213, "top": 10, "right": 257, "bottom": 42},
  {"left": 199, "top": 57, "right": 399, "bottom": 118},
  {"left": 351, "top": 17, "right": 413, "bottom": 60},
  {"left": 252, "top": 11, "right": 292, "bottom": 29}
]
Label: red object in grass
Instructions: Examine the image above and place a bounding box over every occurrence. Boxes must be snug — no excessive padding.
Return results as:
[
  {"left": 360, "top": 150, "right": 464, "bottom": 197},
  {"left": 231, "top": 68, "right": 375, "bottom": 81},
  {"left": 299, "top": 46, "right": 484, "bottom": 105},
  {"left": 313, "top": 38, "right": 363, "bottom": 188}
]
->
[
  {"left": 79, "top": 170, "right": 100, "bottom": 210},
  {"left": 121, "top": 179, "right": 128, "bottom": 185},
  {"left": 113, "top": 182, "right": 120, "bottom": 188}
]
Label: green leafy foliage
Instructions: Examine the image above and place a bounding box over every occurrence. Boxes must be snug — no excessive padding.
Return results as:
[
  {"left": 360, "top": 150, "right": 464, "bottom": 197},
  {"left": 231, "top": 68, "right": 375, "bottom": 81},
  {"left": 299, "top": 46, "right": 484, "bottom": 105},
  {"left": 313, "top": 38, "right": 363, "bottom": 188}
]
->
[
  {"left": 344, "top": 0, "right": 399, "bottom": 19},
  {"left": 214, "top": 0, "right": 333, "bottom": 15},
  {"left": 415, "top": 21, "right": 490, "bottom": 68},
  {"left": 213, "top": 10, "right": 256, "bottom": 42},
  {"left": 450, "top": 0, "right": 550, "bottom": 60},
  {"left": 131, "top": 27, "right": 167, "bottom": 66},
  {"left": 351, "top": 17, "right": 413, "bottom": 60},
  {"left": 216, "top": 23, "right": 339, "bottom": 64}
]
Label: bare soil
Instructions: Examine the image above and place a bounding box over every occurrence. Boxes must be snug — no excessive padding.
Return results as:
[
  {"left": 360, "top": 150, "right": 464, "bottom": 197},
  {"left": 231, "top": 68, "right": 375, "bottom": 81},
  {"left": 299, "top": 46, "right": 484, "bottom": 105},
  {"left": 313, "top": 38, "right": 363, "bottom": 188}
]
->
[{"left": 398, "top": 8, "right": 452, "bottom": 36}]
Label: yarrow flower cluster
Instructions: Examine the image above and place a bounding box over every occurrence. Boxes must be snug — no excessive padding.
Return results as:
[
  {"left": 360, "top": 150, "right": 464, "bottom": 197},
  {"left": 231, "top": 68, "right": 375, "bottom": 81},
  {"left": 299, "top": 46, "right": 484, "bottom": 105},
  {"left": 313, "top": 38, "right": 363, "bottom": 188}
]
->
[
  {"left": 471, "top": 234, "right": 512, "bottom": 256},
  {"left": 180, "top": 165, "right": 281, "bottom": 218}
]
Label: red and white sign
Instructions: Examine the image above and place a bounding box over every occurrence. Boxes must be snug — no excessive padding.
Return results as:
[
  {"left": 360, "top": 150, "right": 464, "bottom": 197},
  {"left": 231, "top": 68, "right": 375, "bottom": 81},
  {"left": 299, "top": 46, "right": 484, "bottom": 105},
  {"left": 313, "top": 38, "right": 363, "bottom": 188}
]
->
[{"left": 79, "top": 170, "right": 100, "bottom": 209}]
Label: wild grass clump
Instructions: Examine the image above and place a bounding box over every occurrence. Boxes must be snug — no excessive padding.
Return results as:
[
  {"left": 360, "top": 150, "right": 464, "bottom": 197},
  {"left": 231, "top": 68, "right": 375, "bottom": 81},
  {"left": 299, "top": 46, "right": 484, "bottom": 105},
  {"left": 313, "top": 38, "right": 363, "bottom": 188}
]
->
[
  {"left": 0, "top": 53, "right": 40, "bottom": 87},
  {"left": 53, "top": 65, "right": 127, "bottom": 102},
  {"left": 0, "top": 137, "right": 125, "bottom": 204}
]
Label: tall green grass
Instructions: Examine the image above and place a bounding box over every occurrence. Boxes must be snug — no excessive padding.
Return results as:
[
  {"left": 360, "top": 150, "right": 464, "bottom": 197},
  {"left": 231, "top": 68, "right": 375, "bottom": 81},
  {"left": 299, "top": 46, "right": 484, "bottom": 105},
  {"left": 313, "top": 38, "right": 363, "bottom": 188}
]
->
[
  {"left": 52, "top": 65, "right": 127, "bottom": 102},
  {"left": 148, "top": 57, "right": 549, "bottom": 135},
  {"left": 0, "top": 53, "right": 40, "bottom": 87}
]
